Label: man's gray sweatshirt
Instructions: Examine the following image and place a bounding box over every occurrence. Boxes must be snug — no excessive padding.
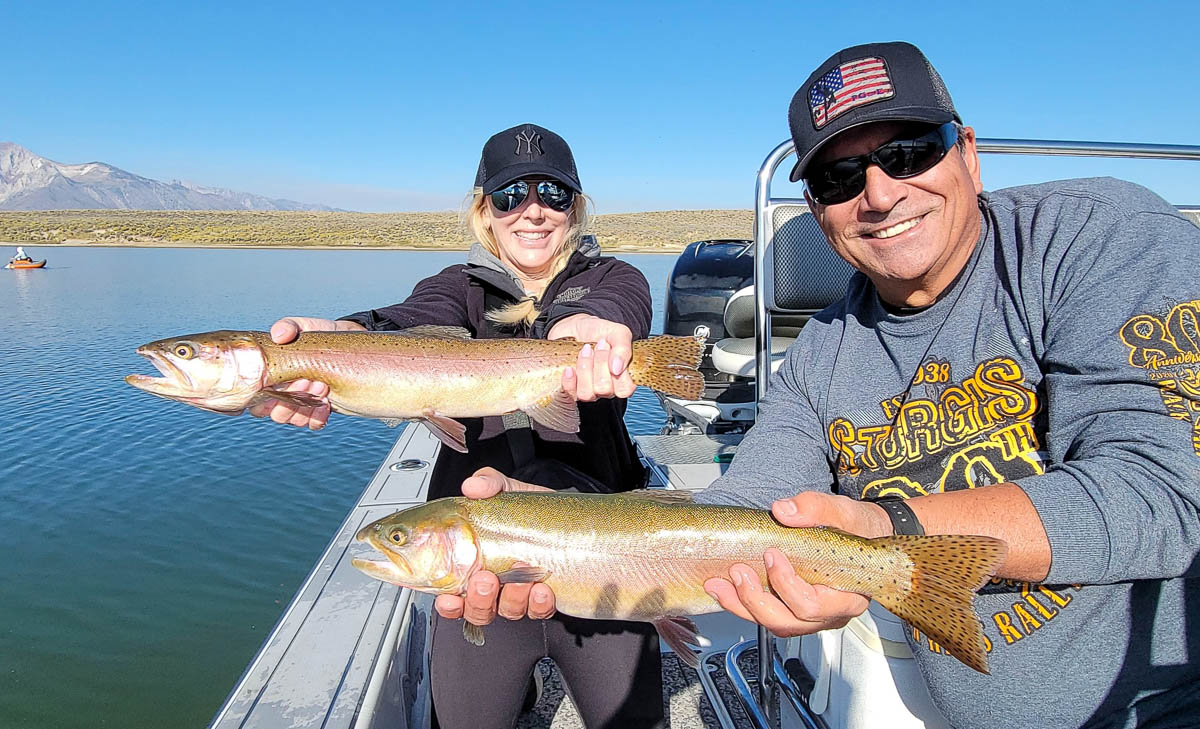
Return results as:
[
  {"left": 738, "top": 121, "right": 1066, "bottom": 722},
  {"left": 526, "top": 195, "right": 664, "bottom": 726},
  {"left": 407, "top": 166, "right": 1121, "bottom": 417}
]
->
[{"left": 699, "top": 178, "right": 1200, "bottom": 728}]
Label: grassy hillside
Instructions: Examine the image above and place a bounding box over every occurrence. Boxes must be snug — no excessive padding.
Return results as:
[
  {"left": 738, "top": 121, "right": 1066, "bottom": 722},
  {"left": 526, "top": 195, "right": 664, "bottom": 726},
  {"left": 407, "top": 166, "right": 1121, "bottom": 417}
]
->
[{"left": 0, "top": 209, "right": 755, "bottom": 252}]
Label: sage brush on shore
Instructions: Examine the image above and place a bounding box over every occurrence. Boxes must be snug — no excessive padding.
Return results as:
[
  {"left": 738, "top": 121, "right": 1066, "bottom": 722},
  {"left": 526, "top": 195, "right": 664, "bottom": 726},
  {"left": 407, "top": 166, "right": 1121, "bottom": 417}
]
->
[{"left": 0, "top": 209, "right": 753, "bottom": 251}]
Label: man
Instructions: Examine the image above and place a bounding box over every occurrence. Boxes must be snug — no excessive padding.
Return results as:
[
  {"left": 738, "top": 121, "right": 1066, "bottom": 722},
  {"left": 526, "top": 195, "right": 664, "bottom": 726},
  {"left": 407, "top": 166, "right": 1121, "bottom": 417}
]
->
[{"left": 441, "top": 42, "right": 1200, "bottom": 728}]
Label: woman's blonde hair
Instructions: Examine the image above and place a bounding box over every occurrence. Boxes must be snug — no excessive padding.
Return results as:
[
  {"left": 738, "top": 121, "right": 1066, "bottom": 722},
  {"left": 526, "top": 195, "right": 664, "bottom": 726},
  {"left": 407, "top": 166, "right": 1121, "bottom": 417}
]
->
[{"left": 464, "top": 186, "right": 592, "bottom": 326}]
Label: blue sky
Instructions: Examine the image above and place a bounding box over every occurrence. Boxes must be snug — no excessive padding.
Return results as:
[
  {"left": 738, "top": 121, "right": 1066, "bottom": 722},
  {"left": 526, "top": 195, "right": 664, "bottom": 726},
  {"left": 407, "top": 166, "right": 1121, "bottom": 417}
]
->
[{"left": 6, "top": 1, "right": 1198, "bottom": 212}]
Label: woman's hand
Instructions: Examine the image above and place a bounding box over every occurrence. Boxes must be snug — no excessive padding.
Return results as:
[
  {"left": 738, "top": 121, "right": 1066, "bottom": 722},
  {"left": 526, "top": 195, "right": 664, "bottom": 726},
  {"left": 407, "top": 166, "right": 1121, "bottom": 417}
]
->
[
  {"left": 434, "top": 468, "right": 558, "bottom": 624},
  {"left": 548, "top": 314, "right": 636, "bottom": 401},
  {"left": 703, "top": 491, "right": 891, "bottom": 636},
  {"left": 246, "top": 317, "right": 366, "bottom": 430}
]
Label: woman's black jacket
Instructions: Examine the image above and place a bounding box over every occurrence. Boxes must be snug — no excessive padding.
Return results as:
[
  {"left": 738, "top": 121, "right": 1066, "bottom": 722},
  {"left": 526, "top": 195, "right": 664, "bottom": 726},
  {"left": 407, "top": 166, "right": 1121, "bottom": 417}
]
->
[{"left": 340, "top": 246, "right": 652, "bottom": 500}]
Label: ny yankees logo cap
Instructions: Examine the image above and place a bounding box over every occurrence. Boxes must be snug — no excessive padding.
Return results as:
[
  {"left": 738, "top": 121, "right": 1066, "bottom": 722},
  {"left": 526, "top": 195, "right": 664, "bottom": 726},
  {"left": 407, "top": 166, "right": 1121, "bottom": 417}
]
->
[
  {"left": 787, "top": 41, "right": 961, "bottom": 182},
  {"left": 475, "top": 123, "right": 582, "bottom": 194}
]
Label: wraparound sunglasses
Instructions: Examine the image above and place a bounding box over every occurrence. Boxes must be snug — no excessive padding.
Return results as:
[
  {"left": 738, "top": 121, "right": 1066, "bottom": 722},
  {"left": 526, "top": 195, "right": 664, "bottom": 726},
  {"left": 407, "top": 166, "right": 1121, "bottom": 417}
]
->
[
  {"left": 489, "top": 179, "right": 575, "bottom": 213},
  {"left": 804, "top": 123, "right": 959, "bottom": 205}
]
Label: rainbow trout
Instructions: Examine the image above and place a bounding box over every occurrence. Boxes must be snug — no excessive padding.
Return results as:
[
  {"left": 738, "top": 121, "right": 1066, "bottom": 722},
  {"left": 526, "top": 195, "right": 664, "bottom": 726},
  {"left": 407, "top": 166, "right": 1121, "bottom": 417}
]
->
[
  {"left": 126, "top": 326, "right": 703, "bottom": 452},
  {"left": 352, "top": 491, "right": 1007, "bottom": 673}
]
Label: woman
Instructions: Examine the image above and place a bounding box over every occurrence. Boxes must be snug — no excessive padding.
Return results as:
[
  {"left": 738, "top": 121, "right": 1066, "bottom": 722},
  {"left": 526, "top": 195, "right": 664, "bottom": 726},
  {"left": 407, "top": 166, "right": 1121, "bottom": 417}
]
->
[{"left": 253, "top": 123, "right": 664, "bottom": 729}]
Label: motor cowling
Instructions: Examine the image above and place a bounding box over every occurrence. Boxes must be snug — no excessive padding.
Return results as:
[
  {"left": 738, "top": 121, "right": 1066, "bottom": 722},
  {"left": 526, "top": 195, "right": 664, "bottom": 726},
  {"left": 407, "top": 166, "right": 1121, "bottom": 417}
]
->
[{"left": 662, "top": 239, "right": 754, "bottom": 361}]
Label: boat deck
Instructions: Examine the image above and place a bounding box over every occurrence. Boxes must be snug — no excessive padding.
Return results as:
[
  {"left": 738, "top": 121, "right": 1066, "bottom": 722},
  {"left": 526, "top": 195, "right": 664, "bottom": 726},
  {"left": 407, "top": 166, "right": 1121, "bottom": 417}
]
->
[{"left": 636, "top": 433, "right": 740, "bottom": 491}]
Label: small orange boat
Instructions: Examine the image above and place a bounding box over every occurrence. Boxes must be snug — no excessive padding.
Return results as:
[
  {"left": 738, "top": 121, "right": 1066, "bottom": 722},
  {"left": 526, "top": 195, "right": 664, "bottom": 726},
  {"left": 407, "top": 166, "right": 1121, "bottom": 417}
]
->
[{"left": 5, "top": 258, "right": 46, "bottom": 270}]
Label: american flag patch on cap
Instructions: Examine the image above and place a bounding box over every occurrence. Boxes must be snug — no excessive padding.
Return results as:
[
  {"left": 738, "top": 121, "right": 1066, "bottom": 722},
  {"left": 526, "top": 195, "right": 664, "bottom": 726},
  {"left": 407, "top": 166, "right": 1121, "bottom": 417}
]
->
[{"left": 808, "top": 57, "right": 894, "bottom": 129}]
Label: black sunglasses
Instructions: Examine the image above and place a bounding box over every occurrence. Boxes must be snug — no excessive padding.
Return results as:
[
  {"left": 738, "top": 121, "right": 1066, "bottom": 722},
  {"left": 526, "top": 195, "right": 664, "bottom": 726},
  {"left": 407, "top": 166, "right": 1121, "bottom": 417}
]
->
[
  {"left": 804, "top": 123, "right": 959, "bottom": 205},
  {"left": 489, "top": 179, "right": 575, "bottom": 213}
]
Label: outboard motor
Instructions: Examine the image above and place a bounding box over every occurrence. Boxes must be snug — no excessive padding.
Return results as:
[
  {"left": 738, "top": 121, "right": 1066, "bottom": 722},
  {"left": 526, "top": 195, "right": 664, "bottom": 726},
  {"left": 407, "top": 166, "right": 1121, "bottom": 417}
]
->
[
  {"left": 660, "top": 239, "right": 757, "bottom": 434},
  {"left": 664, "top": 239, "right": 755, "bottom": 343}
]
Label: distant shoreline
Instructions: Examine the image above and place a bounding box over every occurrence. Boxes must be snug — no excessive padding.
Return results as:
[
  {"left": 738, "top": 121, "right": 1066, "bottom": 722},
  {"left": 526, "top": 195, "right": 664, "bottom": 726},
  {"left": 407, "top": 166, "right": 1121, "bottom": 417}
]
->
[
  {"left": 0, "top": 209, "right": 755, "bottom": 254},
  {"left": 0, "top": 239, "right": 678, "bottom": 254}
]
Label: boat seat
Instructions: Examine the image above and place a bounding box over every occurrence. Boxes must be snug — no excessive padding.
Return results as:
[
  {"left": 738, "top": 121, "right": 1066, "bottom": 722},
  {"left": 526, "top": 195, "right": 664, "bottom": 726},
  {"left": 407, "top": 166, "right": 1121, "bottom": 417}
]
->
[
  {"left": 711, "top": 286, "right": 806, "bottom": 376},
  {"left": 712, "top": 209, "right": 855, "bottom": 379}
]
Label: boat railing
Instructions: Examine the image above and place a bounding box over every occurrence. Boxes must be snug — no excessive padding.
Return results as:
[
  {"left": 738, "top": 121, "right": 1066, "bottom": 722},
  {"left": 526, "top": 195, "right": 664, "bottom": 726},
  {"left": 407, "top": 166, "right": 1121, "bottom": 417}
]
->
[{"left": 739, "top": 137, "right": 1200, "bottom": 728}]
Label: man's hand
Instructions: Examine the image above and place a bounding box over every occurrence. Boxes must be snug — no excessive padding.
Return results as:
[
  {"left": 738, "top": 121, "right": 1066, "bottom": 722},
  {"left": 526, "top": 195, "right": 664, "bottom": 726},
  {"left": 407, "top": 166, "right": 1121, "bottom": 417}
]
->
[
  {"left": 704, "top": 491, "right": 890, "bottom": 636},
  {"left": 434, "top": 468, "right": 558, "bottom": 624},
  {"left": 548, "top": 314, "right": 636, "bottom": 401},
  {"left": 246, "top": 317, "right": 366, "bottom": 430}
]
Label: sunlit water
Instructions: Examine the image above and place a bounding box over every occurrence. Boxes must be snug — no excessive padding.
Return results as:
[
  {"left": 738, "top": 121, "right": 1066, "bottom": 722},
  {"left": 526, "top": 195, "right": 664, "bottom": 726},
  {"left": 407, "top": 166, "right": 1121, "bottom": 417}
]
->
[{"left": 0, "top": 246, "right": 678, "bottom": 728}]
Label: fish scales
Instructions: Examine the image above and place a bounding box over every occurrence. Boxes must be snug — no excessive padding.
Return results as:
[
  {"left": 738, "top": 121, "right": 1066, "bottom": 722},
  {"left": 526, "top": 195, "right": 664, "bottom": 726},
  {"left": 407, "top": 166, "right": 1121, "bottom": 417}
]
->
[
  {"left": 463, "top": 493, "right": 911, "bottom": 618},
  {"left": 127, "top": 328, "right": 705, "bottom": 452},
  {"left": 259, "top": 334, "right": 573, "bottom": 419},
  {"left": 353, "top": 491, "right": 1008, "bottom": 673}
]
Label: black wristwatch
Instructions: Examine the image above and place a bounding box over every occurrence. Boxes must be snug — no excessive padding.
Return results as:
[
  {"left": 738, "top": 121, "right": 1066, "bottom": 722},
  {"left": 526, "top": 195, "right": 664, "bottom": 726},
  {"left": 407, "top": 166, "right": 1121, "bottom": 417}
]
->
[{"left": 873, "top": 497, "right": 925, "bottom": 536}]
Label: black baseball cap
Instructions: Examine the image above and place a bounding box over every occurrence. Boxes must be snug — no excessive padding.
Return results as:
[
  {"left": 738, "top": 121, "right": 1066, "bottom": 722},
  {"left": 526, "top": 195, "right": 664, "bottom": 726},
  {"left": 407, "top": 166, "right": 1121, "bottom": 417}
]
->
[
  {"left": 788, "top": 41, "right": 961, "bottom": 182},
  {"left": 474, "top": 123, "right": 582, "bottom": 194}
]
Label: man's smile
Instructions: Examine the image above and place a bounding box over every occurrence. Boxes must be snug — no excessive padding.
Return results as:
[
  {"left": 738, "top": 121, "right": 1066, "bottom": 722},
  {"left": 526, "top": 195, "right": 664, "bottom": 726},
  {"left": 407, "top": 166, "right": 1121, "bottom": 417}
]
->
[{"left": 866, "top": 214, "right": 925, "bottom": 240}]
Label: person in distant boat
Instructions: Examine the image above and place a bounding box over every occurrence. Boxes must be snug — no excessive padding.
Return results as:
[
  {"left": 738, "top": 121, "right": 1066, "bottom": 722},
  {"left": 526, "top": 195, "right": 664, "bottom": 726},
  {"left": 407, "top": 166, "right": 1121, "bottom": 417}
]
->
[
  {"left": 452, "top": 43, "right": 1200, "bottom": 729},
  {"left": 253, "top": 124, "right": 665, "bottom": 729},
  {"left": 13, "top": 246, "right": 30, "bottom": 261}
]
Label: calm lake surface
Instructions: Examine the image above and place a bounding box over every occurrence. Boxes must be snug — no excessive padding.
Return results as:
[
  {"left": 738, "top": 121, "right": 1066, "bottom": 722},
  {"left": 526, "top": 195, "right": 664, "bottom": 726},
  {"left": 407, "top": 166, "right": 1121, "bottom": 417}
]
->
[{"left": 0, "top": 246, "right": 678, "bottom": 729}]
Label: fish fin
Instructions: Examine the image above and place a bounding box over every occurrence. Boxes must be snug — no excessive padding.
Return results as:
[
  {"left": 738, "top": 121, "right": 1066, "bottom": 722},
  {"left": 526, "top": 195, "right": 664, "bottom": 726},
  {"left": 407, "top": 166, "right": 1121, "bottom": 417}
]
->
[
  {"left": 420, "top": 410, "right": 468, "bottom": 452},
  {"left": 495, "top": 565, "right": 550, "bottom": 584},
  {"left": 254, "top": 387, "right": 328, "bottom": 410},
  {"left": 523, "top": 390, "right": 580, "bottom": 433},
  {"left": 462, "top": 622, "right": 485, "bottom": 646},
  {"left": 651, "top": 616, "right": 711, "bottom": 668},
  {"left": 614, "top": 488, "right": 695, "bottom": 504},
  {"left": 396, "top": 325, "right": 473, "bottom": 340},
  {"left": 872, "top": 534, "right": 1008, "bottom": 675},
  {"left": 628, "top": 336, "right": 705, "bottom": 400}
]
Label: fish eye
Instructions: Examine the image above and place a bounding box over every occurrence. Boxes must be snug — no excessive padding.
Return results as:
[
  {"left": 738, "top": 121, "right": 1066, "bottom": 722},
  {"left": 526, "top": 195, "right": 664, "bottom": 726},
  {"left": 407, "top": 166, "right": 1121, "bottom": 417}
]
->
[
  {"left": 173, "top": 343, "right": 196, "bottom": 359},
  {"left": 389, "top": 530, "right": 406, "bottom": 545}
]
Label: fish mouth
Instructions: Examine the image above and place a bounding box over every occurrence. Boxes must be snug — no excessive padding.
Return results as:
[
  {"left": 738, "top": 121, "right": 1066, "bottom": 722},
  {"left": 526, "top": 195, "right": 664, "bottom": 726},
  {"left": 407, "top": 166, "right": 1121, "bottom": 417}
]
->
[
  {"left": 125, "top": 349, "right": 195, "bottom": 395},
  {"left": 351, "top": 556, "right": 414, "bottom": 585}
]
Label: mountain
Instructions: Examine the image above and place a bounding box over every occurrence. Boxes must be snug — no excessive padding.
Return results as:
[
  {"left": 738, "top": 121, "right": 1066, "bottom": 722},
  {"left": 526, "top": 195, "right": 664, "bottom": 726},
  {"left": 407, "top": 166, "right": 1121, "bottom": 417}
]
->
[{"left": 0, "top": 143, "right": 338, "bottom": 211}]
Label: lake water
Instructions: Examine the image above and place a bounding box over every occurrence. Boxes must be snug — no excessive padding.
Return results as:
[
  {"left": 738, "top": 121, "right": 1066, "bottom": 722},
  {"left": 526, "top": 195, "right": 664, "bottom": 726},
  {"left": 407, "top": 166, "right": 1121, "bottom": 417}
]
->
[{"left": 0, "top": 246, "right": 679, "bottom": 729}]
